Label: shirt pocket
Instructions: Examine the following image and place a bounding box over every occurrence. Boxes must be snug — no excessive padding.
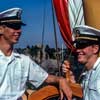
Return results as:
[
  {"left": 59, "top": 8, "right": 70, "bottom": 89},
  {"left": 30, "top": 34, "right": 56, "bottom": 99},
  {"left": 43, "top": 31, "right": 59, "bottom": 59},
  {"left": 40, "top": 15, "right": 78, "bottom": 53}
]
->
[{"left": 88, "top": 80, "right": 97, "bottom": 93}]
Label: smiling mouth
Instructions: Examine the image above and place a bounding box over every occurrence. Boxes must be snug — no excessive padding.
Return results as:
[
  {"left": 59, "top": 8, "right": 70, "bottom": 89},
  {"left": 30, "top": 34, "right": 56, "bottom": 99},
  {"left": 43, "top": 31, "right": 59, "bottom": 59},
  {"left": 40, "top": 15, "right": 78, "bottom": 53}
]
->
[{"left": 14, "top": 35, "right": 20, "bottom": 38}]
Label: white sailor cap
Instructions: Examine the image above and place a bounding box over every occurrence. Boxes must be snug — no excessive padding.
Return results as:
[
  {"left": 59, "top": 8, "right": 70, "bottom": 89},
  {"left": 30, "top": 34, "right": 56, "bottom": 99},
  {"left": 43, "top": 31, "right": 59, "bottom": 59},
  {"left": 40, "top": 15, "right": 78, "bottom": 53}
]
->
[
  {"left": 0, "top": 7, "right": 25, "bottom": 26},
  {"left": 73, "top": 25, "right": 100, "bottom": 49}
]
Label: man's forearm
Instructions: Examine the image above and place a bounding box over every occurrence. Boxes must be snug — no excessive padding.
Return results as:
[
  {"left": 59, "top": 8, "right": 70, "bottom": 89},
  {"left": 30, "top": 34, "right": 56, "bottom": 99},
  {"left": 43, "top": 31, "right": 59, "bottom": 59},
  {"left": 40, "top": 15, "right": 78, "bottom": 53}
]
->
[{"left": 45, "top": 74, "right": 63, "bottom": 84}]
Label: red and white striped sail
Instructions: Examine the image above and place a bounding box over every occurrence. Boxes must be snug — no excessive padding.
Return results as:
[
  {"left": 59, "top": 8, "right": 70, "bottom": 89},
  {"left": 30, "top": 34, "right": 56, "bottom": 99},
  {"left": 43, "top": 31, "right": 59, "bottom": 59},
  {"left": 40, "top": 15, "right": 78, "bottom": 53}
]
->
[{"left": 53, "top": 0, "right": 84, "bottom": 51}]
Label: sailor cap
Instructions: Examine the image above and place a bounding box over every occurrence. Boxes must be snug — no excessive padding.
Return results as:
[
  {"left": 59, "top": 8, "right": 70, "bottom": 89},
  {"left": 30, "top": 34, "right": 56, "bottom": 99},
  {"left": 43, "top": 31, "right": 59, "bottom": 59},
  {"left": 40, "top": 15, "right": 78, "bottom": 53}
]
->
[
  {"left": 0, "top": 8, "right": 25, "bottom": 25},
  {"left": 73, "top": 25, "right": 100, "bottom": 49}
]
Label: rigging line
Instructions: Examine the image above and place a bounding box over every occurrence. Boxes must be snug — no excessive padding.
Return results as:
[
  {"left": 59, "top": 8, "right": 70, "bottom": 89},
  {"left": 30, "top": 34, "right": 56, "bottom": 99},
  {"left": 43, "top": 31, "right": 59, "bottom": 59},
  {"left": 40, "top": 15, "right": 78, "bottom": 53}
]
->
[
  {"left": 41, "top": 0, "right": 46, "bottom": 48},
  {"left": 40, "top": 0, "right": 46, "bottom": 64},
  {"left": 51, "top": 0, "right": 61, "bottom": 76}
]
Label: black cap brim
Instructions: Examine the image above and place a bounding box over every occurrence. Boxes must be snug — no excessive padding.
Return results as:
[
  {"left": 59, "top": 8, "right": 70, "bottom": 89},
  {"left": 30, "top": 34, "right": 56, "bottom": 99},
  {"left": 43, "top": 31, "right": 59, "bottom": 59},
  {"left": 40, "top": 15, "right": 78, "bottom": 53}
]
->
[{"left": 3, "top": 22, "right": 26, "bottom": 30}]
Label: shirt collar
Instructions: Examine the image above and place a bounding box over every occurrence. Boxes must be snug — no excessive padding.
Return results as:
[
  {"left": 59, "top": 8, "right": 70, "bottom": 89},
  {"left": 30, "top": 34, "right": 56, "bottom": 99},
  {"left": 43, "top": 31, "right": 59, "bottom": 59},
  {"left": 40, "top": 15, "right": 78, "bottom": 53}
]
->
[
  {"left": 93, "top": 57, "right": 100, "bottom": 70},
  {"left": 0, "top": 50, "right": 21, "bottom": 59}
]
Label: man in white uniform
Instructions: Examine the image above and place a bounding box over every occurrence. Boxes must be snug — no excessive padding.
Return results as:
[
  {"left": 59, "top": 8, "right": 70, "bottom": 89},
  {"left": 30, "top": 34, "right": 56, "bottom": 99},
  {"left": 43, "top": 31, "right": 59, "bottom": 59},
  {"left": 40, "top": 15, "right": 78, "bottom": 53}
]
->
[
  {"left": 0, "top": 8, "right": 72, "bottom": 100},
  {"left": 62, "top": 25, "right": 100, "bottom": 100}
]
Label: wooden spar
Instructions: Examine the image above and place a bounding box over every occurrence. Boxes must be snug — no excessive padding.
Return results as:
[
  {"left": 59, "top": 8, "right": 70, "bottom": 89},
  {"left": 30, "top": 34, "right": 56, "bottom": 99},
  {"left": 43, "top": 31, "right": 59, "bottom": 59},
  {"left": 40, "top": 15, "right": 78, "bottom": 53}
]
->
[
  {"left": 28, "top": 85, "right": 59, "bottom": 100},
  {"left": 83, "top": 0, "right": 100, "bottom": 30},
  {"left": 28, "top": 84, "right": 83, "bottom": 100}
]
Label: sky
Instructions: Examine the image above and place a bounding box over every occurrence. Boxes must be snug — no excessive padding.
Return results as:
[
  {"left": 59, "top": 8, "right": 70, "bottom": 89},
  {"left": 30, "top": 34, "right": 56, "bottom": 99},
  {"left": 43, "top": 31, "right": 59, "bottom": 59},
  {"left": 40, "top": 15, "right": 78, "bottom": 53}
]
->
[{"left": 0, "top": 0, "right": 65, "bottom": 48}]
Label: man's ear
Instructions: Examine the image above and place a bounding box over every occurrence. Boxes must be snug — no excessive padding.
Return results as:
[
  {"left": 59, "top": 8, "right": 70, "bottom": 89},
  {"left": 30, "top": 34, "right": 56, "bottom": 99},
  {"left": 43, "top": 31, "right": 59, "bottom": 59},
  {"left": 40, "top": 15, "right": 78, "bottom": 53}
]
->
[
  {"left": 93, "top": 45, "right": 99, "bottom": 54},
  {"left": 0, "top": 26, "right": 4, "bottom": 34}
]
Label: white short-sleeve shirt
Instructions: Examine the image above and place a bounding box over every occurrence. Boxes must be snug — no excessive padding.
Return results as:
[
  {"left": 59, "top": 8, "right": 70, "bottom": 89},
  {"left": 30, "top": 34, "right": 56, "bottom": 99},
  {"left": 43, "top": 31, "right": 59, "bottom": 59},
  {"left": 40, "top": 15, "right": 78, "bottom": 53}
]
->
[{"left": 0, "top": 50, "right": 48, "bottom": 100}]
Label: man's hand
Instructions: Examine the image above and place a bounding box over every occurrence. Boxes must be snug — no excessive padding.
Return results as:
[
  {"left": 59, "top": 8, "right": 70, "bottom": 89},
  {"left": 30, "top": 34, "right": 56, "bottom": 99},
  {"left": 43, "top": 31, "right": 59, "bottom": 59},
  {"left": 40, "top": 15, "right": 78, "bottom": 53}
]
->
[
  {"left": 59, "top": 77, "right": 72, "bottom": 100},
  {"left": 62, "top": 60, "right": 76, "bottom": 83}
]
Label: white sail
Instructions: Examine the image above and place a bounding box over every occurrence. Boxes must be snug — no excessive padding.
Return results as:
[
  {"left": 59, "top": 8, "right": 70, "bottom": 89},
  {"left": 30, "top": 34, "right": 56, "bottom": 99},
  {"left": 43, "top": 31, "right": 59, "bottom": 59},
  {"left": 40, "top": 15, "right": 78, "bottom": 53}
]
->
[
  {"left": 68, "top": 0, "right": 85, "bottom": 29},
  {"left": 67, "top": 0, "right": 85, "bottom": 40}
]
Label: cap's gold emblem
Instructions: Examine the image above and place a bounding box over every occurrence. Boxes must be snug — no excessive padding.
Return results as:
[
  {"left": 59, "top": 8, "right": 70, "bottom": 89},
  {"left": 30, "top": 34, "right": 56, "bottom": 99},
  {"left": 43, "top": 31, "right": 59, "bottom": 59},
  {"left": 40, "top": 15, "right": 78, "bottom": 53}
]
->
[{"left": 75, "top": 30, "right": 80, "bottom": 39}]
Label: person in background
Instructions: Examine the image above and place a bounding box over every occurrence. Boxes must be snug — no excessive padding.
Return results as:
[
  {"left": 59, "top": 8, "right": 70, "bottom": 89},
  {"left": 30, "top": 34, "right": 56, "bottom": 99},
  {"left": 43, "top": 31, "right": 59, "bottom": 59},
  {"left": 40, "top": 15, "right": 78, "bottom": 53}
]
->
[
  {"left": 0, "top": 8, "right": 72, "bottom": 100},
  {"left": 62, "top": 25, "right": 100, "bottom": 100}
]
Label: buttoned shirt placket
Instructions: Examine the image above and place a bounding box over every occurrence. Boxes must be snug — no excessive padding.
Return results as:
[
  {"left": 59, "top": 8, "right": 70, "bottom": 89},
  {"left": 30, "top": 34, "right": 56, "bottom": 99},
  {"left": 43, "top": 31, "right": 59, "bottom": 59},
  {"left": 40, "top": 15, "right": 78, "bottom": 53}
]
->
[{"left": 83, "top": 70, "right": 92, "bottom": 100}]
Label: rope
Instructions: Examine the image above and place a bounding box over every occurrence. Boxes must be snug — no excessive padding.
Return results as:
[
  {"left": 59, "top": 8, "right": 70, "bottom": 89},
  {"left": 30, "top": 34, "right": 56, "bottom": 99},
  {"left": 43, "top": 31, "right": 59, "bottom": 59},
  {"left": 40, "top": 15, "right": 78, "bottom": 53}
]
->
[{"left": 51, "top": 0, "right": 61, "bottom": 76}]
